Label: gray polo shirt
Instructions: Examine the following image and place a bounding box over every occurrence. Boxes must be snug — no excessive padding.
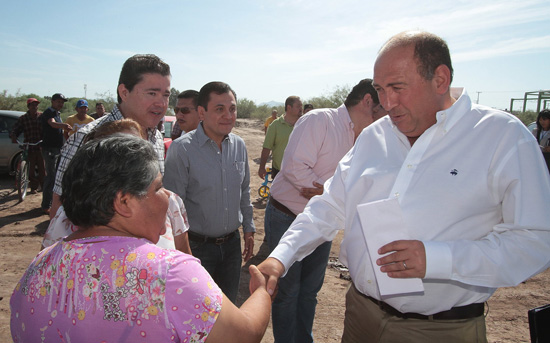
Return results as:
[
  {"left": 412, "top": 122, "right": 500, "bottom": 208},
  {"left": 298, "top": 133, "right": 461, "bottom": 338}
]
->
[{"left": 164, "top": 123, "right": 255, "bottom": 237}]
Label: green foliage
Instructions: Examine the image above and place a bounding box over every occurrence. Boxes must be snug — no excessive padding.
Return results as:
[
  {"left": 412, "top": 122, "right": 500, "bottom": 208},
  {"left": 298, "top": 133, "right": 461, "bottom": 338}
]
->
[
  {"left": 513, "top": 110, "right": 537, "bottom": 127},
  {"left": 169, "top": 87, "right": 179, "bottom": 108},
  {"left": 237, "top": 98, "right": 257, "bottom": 119},
  {"left": 306, "top": 84, "right": 351, "bottom": 110}
]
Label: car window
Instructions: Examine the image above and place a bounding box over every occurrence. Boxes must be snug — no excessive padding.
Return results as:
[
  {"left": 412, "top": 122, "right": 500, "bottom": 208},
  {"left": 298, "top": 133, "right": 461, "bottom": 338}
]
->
[
  {"left": 0, "top": 115, "right": 17, "bottom": 134},
  {"left": 163, "top": 121, "right": 172, "bottom": 139}
]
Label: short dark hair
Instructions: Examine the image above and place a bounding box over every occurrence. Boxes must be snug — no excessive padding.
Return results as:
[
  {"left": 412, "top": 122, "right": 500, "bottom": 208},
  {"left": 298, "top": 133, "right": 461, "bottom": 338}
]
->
[
  {"left": 61, "top": 134, "right": 159, "bottom": 228},
  {"left": 304, "top": 104, "right": 314, "bottom": 111},
  {"left": 177, "top": 89, "right": 199, "bottom": 108},
  {"left": 381, "top": 31, "right": 454, "bottom": 83},
  {"left": 96, "top": 102, "right": 104, "bottom": 107},
  {"left": 285, "top": 96, "right": 300, "bottom": 110},
  {"left": 117, "top": 54, "right": 171, "bottom": 103},
  {"left": 535, "top": 109, "right": 550, "bottom": 143},
  {"left": 344, "top": 79, "right": 379, "bottom": 107},
  {"left": 197, "top": 82, "right": 237, "bottom": 110}
]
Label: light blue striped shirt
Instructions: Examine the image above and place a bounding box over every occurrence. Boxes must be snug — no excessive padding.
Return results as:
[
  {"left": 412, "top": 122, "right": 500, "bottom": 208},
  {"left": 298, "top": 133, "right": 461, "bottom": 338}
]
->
[{"left": 164, "top": 123, "right": 255, "bottom": 237}]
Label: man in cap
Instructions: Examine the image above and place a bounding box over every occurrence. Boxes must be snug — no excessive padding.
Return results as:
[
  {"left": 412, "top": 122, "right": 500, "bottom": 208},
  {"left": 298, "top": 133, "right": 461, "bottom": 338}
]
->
[
  {"left": 63, "top": 99, "right": 94, "bottom": 140},
  {"left": 40, "top": 93, "right": 72, "bottom": 214},
  {"left": 10, "top": 98, "right": 46, "bottom": 194}
]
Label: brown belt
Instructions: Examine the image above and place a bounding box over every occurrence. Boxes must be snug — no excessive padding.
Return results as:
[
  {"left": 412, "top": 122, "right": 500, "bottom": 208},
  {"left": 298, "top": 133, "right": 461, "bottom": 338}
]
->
[
  {"left": 188, "top": 230, "right": 236, "bottom": 245},
  {"left": 269, "top": 196, "right": 296, "bottom": 218},
  {"left": 357, "top": 287, "right": 484, "bottom": 320}
]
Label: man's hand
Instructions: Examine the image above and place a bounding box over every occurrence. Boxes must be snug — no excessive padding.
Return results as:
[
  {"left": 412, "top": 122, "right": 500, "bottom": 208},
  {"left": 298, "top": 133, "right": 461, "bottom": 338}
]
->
[
  {"left": 376, "top": 240, "right": 426, "bottom": 278},
  {"left": 242, "top": 232, "right": 255, "bottom": 262},
  {"left": 63, "top": 123, "right": 72, "bottom": 131},
  {"left": 300, "top": 181, "right": 324, "bottom": 200},
  {"left": 256, "top": 257, "right": 285, "bottom": 299},
  {"left": 258, "top": 165, "right": 267, "bottom": 179}
]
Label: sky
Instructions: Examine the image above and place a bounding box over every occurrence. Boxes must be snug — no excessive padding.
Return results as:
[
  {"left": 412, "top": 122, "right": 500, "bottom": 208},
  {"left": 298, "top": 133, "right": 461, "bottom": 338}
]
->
[{"left": 1, "top": 0, "right": 549, "bottom": 111}]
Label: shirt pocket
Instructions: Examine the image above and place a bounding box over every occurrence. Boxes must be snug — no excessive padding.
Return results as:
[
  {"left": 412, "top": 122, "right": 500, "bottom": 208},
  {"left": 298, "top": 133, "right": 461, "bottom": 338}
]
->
[{"left": 233, "top": 161, "right": 246, "bottom": 183}]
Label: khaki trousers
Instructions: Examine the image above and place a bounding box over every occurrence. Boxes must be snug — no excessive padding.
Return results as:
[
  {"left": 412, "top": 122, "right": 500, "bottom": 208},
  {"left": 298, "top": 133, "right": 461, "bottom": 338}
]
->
[{"left": 341, "top": 284, "right": 487, "bottom": 343}]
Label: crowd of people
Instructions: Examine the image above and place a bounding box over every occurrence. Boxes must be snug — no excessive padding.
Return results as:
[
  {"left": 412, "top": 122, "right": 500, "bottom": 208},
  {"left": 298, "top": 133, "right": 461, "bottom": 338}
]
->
[{"left": 9, "top": 30, "right": 550, "bottom": 343}]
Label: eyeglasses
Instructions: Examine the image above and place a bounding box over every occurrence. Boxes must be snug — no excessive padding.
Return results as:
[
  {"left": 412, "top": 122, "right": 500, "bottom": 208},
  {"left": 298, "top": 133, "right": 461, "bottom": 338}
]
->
[{"left": 174, "top": 107, "right": 196, "bottom": 114}]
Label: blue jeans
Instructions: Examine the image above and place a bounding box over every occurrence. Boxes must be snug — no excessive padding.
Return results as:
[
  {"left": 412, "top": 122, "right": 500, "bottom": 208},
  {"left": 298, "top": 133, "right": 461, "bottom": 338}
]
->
[
  {"left": 189, "top": 232, "right": 242, "bottom": 302},
  {"left": 41, "top": 146, "right": 60, "bottom": 210},
  {"left": 266, "top": 200, "right": 332, "bottom": 343}
]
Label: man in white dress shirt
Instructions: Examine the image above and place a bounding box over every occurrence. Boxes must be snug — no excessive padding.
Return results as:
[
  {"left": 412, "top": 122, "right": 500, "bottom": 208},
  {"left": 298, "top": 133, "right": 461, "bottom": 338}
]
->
[{"left": 256, "top": 31, "right": 550, "bottom": 342}]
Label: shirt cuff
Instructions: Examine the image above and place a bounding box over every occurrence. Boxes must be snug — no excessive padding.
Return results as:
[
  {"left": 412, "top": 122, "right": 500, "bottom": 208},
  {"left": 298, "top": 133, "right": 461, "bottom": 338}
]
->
[
  {"left": 269, "top": 244, "right": 296, "bottom": 277},
  {"left": 423, "top": 240, "right": 452, "bottom": 279}
]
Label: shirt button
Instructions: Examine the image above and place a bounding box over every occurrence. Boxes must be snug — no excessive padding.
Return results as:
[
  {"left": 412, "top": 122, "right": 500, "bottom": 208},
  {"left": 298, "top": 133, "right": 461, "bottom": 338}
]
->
[
  {"left": 407, "top": 164, "right": 412, "bottom": 169},
  {"left": 394, "top": 192, "right": 400, "bottom": 197},
  {"left": 368, "top": 280, "right": 372, "bottom": 284}
]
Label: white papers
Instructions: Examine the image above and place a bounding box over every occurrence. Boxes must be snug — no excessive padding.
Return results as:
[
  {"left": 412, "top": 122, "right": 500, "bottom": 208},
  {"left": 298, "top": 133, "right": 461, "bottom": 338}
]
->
[{"left": 357, "top": 197, "right": 424, "bottom": 296}]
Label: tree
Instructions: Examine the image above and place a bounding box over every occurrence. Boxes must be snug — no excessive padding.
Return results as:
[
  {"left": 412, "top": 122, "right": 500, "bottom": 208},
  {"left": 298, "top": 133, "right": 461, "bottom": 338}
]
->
[
  {"left": 237, "top": 98, "right": 257, "bottom": 119},
  {"left": 169, "top": 87, "right": 180, "bottom": 108}
]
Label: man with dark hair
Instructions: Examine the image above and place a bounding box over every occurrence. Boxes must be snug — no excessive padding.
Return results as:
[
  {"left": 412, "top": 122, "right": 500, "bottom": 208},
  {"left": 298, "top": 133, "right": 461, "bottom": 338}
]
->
[
  {"left": 258, "top": 96, "right": 302, "bottom": 179},
  {"left": 265, "top": 79, "right": 383, "bottom": 343},
  {"left": 90, "top": 102, "right": 107, "bottom": 119},
  {"left": 40, "top": 93, "right": 72, "bottom": 214},
  {"left": 303, "top": 103, "right": 314, "bottom": 114},
  {"left": 164, "top": 81, "right": 255, "bottom": 302},
  {"left": 10, "top": 98, "right": 46, "bottom": 195},
  {"left": 172, "top": 90, "right": 200, "bottom": 139},
  {"left": 258, "top": 31, "right": 550, "bottom": 342},
  {"left": 50, "top": 54, "right": 171, "bottom": 219}
]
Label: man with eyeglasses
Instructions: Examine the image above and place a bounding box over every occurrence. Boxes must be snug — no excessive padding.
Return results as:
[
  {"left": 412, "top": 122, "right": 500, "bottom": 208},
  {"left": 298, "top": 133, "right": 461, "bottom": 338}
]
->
[
  {"left": 50, "top": 54, "right": 171, "bottom": 219},
  {"left": 171, "top": 90, "right": 200, "bottom": 140}
]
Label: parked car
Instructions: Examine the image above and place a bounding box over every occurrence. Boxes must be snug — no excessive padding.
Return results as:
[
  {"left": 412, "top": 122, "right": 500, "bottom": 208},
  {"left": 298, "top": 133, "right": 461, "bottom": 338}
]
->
[
  {"left": 162, "top": 115, "right": 176, "bottom": 157},
  {"left": 527, "top": 121, "right": 536, "bottom": 134},
  {"left": 0, "top": 110, "right": 24, "bottom": 174}
]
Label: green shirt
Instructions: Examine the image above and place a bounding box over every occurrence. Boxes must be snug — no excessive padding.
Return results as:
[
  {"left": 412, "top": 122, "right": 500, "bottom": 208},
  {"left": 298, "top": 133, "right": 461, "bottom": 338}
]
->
[{"left": 263, "top": 115, "right": 294, "bottom": 170}]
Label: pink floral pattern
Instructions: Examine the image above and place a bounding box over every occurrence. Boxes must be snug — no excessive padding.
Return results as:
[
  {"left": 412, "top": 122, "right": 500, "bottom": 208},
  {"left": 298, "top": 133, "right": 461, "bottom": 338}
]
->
[{"left": 11, "top": 236, "right": 222, "bottom": 342}]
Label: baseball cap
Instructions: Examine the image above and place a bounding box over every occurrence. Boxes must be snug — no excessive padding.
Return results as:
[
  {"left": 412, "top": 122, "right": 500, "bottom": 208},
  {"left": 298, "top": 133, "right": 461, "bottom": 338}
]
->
[
  {"left": 76, "top": 99, "right": 89, "bottom": 108},
  {"left": 26, "top": 98, "right": 40, "bottom": 105},
  {"left": 52, "top": 93, "right": 68, "bottom": 102}
]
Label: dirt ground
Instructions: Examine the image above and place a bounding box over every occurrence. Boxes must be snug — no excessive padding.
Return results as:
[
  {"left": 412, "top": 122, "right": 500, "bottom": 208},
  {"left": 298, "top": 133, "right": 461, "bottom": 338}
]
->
[{"left": 0, "top": 118, "right": 548, "bottom": 342}]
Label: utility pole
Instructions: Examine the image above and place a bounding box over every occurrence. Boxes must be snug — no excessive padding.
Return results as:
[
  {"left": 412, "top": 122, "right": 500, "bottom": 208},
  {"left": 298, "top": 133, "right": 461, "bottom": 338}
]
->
[
  {"left": 84, "top": 84, "right": 87, "bottom": 99},
  {"left": 476, "top": 91, "right": 481, "bottom": 104}
]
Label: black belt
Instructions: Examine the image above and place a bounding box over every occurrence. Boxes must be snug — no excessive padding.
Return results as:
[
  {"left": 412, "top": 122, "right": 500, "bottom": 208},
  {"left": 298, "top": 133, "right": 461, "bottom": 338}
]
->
[
  {"left": 188, "top": 230, "right": 237, "bottom": 245},
  {"left": 269, "top": 196, "right": 296, "bottom": 218},
  {"left": 358, "top": 288, "right": 484, "bottom": 320}
]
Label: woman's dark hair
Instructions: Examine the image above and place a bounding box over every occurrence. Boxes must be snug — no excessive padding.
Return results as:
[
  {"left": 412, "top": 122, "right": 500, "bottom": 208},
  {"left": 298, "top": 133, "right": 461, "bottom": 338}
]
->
[
  {"left": 61, "top": 134, "right": 159, "bottom": 228},
  {"left": 535, "top": 109, "right": 550, "bottom": 143}
]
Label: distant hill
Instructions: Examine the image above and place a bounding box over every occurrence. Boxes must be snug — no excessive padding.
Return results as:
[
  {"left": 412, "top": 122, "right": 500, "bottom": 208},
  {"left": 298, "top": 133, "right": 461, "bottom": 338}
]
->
[{"left": 259, "top": 100, "right": 284, "bottom": 108}]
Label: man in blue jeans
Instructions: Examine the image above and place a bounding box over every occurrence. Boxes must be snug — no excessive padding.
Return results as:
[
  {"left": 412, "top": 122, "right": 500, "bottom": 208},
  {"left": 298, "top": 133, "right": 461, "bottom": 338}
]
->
[
  {"left": 265, "top": 79, "right": 384, "bottom": 343},
  {"left": 40, "top": 93, "right": 71, "bottom": 215},
  {"left": 164, "top": 81, "right": 256, "bottom": 302}
]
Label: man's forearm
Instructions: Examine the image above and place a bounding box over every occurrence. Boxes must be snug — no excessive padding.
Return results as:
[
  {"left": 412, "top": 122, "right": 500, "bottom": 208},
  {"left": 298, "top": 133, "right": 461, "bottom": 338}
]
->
[{"left": 259, "top": 148, "right": 270, "bottom": 168}]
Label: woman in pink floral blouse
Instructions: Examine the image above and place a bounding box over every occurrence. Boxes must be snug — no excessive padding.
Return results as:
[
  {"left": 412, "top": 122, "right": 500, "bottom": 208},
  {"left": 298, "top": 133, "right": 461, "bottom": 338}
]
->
[{"left": 10, "top": 135, "right": 270, "bottom": 342}]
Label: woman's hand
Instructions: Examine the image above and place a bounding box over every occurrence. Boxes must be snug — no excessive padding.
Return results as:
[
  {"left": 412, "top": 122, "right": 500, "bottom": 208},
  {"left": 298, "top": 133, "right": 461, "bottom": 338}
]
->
[{"left": 248, "top": 265, "right": 267, "bottom": 295}]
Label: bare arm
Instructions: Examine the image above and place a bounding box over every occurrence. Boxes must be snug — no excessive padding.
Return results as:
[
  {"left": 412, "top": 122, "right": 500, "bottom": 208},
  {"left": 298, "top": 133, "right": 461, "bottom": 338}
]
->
[
  {"left": 48, "top": 117, "right": 71, "bottom": 131},
  {"left": 50, "top": 194, "right": 62, "bottom": 220},
  {"left": 174, "top": 232, "right": 192, "bottom": 255},
  {"left": 258, "top": 147, "right": 271, "bottom": 179},
  {"left": 206, "top": 265, "right": 271, "bottom": 343}
]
